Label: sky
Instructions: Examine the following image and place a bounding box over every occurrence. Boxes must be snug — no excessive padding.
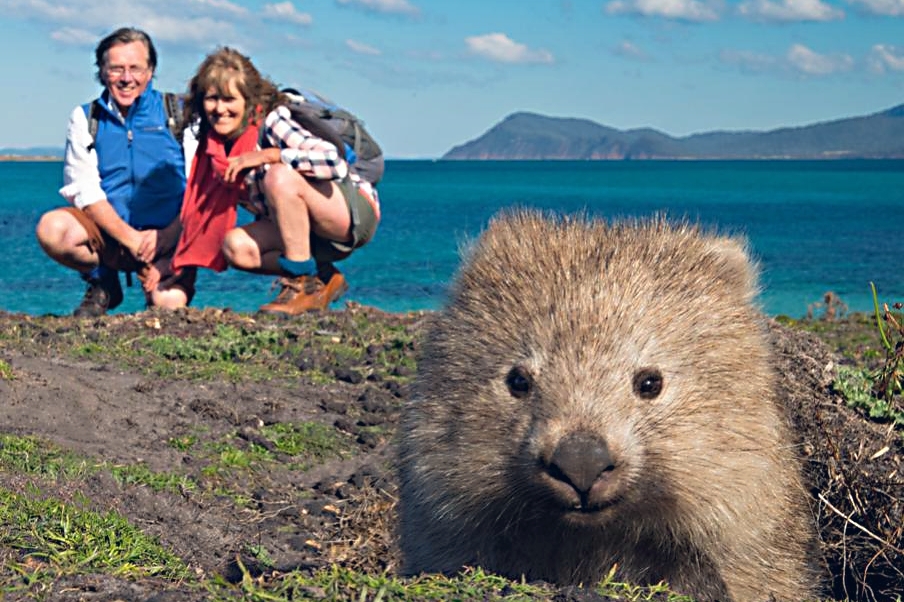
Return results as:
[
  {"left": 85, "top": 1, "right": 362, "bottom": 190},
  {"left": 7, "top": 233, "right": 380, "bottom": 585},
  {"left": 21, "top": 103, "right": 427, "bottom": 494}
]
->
[{"left": 0, "top": 0, "right": 902, "bottom": 158}]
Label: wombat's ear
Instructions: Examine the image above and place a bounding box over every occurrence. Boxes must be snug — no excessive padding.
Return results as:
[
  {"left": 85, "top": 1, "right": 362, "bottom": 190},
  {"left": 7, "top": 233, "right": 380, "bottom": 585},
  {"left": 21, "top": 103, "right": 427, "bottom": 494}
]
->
[{"left": 705, "top": 235, "right": 760, "bottom": 299}]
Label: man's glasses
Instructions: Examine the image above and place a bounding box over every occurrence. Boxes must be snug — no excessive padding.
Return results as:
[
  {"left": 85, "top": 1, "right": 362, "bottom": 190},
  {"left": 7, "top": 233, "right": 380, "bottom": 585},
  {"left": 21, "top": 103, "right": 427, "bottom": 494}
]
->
[{"left": 106, "top": 66, "right": 150, "bottom": 79}]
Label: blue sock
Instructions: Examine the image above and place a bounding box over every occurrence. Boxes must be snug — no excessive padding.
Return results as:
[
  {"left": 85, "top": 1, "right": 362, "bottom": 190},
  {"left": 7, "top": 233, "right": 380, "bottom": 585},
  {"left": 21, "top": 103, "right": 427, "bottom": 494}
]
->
[
  {"left": 277, "top": 256, "right": 317, "bottom": 277},
  {"left": 84, "top": 264, "right": 113, "bottom": 282}
]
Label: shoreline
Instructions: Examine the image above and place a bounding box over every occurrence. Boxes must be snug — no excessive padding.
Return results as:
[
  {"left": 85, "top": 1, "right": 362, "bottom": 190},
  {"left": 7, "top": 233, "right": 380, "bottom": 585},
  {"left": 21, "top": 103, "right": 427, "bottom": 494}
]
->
[{"left": 0, "top": 155, "right": 61, "bottom": 162}]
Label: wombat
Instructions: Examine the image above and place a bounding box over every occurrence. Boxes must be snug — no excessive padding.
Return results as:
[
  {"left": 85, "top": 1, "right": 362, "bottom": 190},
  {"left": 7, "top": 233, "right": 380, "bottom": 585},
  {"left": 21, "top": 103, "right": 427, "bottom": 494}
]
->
[{"left": 397, "top": 209, "right": 819, "bottom": 602}]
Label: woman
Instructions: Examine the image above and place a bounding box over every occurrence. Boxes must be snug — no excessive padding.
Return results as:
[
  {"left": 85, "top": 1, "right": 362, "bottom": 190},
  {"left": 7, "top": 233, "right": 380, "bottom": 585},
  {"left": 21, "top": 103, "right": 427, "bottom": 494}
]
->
[{"left": 168, "top": 47, "right": 380, "bottom": 315}]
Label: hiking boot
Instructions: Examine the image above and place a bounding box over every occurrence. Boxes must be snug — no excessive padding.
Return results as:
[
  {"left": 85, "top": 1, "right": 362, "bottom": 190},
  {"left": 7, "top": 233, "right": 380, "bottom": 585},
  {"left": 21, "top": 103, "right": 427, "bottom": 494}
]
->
[
  {"left": 258, "top": 267, "right": 348, "bottom": 316},
  {"left": 73, "top": 270, "right": 123, "bottom": 317}
]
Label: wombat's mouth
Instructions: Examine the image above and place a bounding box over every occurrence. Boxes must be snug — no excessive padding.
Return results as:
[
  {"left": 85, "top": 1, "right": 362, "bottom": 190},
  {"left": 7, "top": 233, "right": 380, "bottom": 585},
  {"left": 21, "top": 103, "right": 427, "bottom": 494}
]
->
[
  {"left": 557, "top": 496, "right": 623, "bottom": 526},
  {"left": 538, "top": 470, "right": 624, "bottom": 517},
  {"left": 569, "top": 497, "right": 618, "bottom": 513}
]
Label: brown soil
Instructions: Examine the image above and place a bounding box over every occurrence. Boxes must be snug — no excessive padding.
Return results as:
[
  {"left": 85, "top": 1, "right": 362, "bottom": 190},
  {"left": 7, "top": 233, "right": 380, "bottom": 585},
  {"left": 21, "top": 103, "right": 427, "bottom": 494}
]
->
[{"left": 0, "top": 306, "right": 901, "bottom": 601}]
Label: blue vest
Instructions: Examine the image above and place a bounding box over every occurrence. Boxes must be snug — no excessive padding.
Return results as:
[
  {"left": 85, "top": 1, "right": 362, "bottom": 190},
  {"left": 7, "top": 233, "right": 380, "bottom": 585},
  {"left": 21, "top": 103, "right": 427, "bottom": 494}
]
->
[{"left": 83, "top": 83, "right": 185, "bottom": 229}]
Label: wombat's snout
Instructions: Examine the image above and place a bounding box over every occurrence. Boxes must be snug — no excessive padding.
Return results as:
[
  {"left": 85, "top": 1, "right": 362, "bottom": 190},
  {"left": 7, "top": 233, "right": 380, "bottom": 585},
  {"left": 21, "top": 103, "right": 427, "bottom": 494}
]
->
[{"left": 545, "top": 431, "right": 618, "bottom": 511}]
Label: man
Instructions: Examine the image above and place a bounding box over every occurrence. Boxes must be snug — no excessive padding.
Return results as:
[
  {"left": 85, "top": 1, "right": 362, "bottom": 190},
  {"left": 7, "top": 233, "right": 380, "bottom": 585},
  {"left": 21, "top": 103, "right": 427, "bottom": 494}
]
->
[{"left": 35, "top": 27, "right": 194, "bottom": 316}]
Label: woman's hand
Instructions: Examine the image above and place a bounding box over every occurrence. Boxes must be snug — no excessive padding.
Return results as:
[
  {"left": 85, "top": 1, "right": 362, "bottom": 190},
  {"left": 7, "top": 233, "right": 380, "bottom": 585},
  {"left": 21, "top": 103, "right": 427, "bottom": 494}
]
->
[
  {"left": 224, "top": 148, "right": 281, "bottom": 183},
  {"left": 139, "top": 264, "right": 161, "bottom": 292}
]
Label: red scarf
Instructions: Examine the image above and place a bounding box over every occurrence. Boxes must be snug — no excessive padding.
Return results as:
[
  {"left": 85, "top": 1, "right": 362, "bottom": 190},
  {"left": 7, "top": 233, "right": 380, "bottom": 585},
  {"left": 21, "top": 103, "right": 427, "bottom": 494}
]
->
[{"left": 172, "top": 124, "right": 259, "bottom": 272}]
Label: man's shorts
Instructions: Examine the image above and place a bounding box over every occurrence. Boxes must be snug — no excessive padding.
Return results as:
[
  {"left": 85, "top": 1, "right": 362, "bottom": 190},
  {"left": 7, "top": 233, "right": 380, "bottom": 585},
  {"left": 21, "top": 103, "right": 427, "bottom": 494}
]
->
[
  {"left": 61, "top": 206, "right": 196, "bottom": 302},
  {"left": 311, "top": 178, "right": 379, "bottom": 264},
  {"left": 63, "top": 206, "right": 144, "bottom": 272}
]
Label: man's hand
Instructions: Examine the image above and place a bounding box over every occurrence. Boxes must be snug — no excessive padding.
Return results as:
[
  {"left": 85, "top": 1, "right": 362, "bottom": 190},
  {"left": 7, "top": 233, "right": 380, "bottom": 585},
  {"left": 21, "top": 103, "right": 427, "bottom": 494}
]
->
[
  {"left": 85, "top": 200, "right": 156, "bottom": 263},
  {"left": 127, "top": 222, "right": 179, "bottom": 264},
  {"left": 121, "top": 229, "right": 155, "bottom": 263},
  {"left": 128, "top": 230, "right": 157, "bottom": 264}
]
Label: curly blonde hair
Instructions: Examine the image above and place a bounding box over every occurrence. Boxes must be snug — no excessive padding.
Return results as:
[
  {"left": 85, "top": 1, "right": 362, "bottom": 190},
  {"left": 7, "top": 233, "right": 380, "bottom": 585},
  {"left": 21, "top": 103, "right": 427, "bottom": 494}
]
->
[{"left": 185, "top": 47, "right": 285, "bottom": 138}]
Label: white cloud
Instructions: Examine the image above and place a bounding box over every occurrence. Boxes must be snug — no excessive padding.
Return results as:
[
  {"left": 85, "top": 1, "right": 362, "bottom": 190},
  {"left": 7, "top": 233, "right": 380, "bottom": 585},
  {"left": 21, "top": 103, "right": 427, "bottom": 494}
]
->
[
  {"left": 786, "top": 43, "right": 853, "bottom": 75},
  {"left": 0, "top": 0, "right": 245, "bottom": 46},
  {"left": 262, "top": 2, "right": 313, "bottom": 25},
  {"left": 190, "top": 0, "right": 247, "bottom": 15},
  {"left": 335, "top": 0, "right": 420, "bottom": 16},
  {"left": 346, "top": 39, "right": 381, "bottom": 56},
  {"left": 720, "top": 44, "right": 856, "bottom": 76},
  {"left": 0, "top": 0, "right": 80, "bottom": 20},
  {"left": 720, "top": 49, "right": 778, "bottom": 73},
  {"left": 847, "top": 0, "right": 904, "bottom": 15},
  {"left": 605, "top": 0, "right": 720, "bottom": 22},
  {"left": 465, "top": 32, "right": 554, "bottom": 64},
  {"left": 613, "top": 40, "right": 651, "bottom": 61},
  {"left": 868, "top": 44, "right": 904, "bottom": 73},
  {"left": 738, "top": 0, "right": 844, "bottom": 21},
  {"left": 49, "top": 26, "right": 98, "bottom": 45}
]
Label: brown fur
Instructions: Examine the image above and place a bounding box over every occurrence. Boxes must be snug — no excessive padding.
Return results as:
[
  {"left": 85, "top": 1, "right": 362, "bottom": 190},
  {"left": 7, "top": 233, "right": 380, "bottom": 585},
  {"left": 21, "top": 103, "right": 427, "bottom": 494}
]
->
[{"left": 397, "top": 210, "right": 819, "bottom": 602}]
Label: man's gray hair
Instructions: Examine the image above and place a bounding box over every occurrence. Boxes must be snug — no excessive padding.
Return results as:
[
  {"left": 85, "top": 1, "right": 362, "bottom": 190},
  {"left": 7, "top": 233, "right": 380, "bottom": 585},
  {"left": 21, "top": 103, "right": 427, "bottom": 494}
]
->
[{"left": 94, "top": 26, "right": 158, "bottom": 84}]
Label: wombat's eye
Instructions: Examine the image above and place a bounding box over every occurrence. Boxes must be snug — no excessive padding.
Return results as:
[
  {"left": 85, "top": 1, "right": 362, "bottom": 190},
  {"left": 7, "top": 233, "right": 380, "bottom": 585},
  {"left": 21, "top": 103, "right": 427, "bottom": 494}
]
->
[
  {"left": 505, "top": 366, "right": 533, "bottom": 398},
  {"left": 633, "top": 368, "right": 663, "bottom": 399}
]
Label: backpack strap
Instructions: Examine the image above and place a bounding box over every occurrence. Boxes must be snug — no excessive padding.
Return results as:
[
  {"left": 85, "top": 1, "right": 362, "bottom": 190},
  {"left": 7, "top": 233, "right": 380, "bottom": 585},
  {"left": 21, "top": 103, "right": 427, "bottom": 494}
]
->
[
  {"left": 163, "top": 92, "right": 185, "bottom": 145},
  {"left": 85, "top": 100, "right": 102, "bottom": 152},
  {"left": 84, "top": 93, "right": 185, "bottom": 150}
]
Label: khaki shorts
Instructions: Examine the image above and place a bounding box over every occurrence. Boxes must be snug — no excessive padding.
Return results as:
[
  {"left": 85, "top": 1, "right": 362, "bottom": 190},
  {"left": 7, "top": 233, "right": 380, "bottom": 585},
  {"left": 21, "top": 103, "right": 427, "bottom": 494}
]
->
[
  {"left": 62, "top": 206, "right": 196, "bottom": 302},
  {"left": 311, "top": 179, "right": 379, "bottom": 264}
]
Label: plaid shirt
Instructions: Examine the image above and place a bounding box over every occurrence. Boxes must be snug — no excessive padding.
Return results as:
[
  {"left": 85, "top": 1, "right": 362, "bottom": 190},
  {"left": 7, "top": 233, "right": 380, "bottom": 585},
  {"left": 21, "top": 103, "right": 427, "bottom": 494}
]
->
[{"left": 244, "top": 105, "right": 378, "bottom": 217}]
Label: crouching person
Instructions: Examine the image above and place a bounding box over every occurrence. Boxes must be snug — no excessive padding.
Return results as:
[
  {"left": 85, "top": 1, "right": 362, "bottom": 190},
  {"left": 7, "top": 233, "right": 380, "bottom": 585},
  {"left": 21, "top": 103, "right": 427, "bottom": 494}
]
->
[
  {"left": 35, "top": 27, "right": 195, "bottom": 316},
  {"left": 172, "top": 47, "right": 379, "bottom": 316}
]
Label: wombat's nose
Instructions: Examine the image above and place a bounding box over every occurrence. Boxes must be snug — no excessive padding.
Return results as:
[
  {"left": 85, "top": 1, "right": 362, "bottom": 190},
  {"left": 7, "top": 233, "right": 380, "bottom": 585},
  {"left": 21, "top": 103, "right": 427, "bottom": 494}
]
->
[{"left": 548, "top": 432, "right": 615, "bottom": 495}]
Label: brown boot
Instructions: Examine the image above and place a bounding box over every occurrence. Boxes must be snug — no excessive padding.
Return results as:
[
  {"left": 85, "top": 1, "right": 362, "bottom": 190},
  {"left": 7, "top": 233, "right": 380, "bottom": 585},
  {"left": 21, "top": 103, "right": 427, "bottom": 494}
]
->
[
  {"left": 73, "top": 269, "right": 123, "bottom": 317},
  {"left": 258, "top": 269, "right": 348, "bottom": 316}
]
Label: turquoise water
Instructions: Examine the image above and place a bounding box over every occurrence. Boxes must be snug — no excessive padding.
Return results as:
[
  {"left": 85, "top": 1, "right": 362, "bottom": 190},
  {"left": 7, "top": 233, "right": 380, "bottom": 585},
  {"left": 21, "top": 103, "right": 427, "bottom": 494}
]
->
[{"left": 2, "top": 159, "right": 903, "bottom": 318}]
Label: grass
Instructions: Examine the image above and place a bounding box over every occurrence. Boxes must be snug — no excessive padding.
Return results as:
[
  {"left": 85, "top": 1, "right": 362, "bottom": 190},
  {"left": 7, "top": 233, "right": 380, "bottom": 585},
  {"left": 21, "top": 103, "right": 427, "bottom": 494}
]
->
[
  {"left": 788, "top": 287, "right": 904, "bottom": 435},
  {"left": 0, "top": 434, "right": 195, "bottom": 495},
  {"left": 0, "top": 419, "right": 355, "bottom": 507},
  {"left": 209, "top": 564, "right": 698, "bottom": 602},
  {"left": 197, "top": 421, "right": 356, "bottom": 489},
  {"left": 0, "top": 487, "right": 191, "bottom": 597},
  {"left": 0, "top": 313, "right": 415, "bottom": 387},
  {"left": 4, "top": 306, "right": 894, "bottom": 600},
  {"left": 829, "top": 286, "right": 904, "bottom": 431},
  {"left": 867, "top": 283, "right": 904, "bottom": 405},
  {"left": 0, "top": 427, "right": 735, "bottom": 601},
  {"left": 0, "top": 358, "right": 14, "bottom": 380},
  {"left": 0, "top": 435, "right": 94, "bottom": 480}
]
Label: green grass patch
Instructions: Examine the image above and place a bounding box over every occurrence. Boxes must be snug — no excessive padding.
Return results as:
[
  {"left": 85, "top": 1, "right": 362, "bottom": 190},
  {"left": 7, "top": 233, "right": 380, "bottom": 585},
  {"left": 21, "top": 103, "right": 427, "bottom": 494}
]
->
[
  {"left": 0, "top": 486, "right": 190, "bottom": 584},
  {"left": 0, "top": 312, "right": 421, "bottom": 385},
  {"left": 199, "top": 422, "right": 355, "bottom": 485},
  {"left": 0, "top": 434, "right": 198, "bottom": 496},
  {"left": 109, "top": 463, "right": 197, "bottom": 495},
  {"left": 0, "top": 435, "right": 94, "bottom": 480},
  {"left": 137, "top": 324, "right": 299, "bottom": 381},
  {"left": 261, "top": 422, "right": 353, "bottom": 461},
  {"left": 212, "top": 564, "right": 698, "bottom": 602},
  {"left": 834, "top": 365, "right": 904, "bottom": 429},
  {"left": 167, "top": 433, "right": 199, "bottom": 452},
  {"left": 0, "top": 358, "right": 14, "bottom": 381}
]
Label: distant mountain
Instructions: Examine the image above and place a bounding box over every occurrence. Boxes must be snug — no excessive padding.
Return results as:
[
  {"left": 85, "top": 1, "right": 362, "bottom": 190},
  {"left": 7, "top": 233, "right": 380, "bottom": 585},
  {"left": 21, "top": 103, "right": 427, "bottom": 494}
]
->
[
  {"left": 442, "top": 105, "right": 904, "bottom": 160},
  {"left": 0, "top": 146, "right": 64, "bottom": 159}
]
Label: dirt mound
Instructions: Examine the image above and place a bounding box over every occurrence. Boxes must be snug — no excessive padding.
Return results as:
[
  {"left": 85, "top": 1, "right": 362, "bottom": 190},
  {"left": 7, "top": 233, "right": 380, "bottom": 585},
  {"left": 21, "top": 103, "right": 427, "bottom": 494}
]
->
[
  {"left": 0, "top": 307, "right": 900, "bottom": 601},
  {"left": 769, "top": 321, "right": 903, "bottom": 601}
]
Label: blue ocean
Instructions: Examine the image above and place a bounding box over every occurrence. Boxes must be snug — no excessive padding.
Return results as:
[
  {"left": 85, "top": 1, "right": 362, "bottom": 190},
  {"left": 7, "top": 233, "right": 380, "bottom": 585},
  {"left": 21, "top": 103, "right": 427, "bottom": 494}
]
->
[{"left": 1, "top": 159, "right": 902, "bottom": 318}]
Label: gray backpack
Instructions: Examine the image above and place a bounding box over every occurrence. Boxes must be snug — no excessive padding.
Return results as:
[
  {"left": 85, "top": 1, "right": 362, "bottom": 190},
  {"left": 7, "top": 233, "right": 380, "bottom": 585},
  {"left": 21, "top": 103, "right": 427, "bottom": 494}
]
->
[{"left": 278, "top": 88, "right": 384, "bottom": 186}]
